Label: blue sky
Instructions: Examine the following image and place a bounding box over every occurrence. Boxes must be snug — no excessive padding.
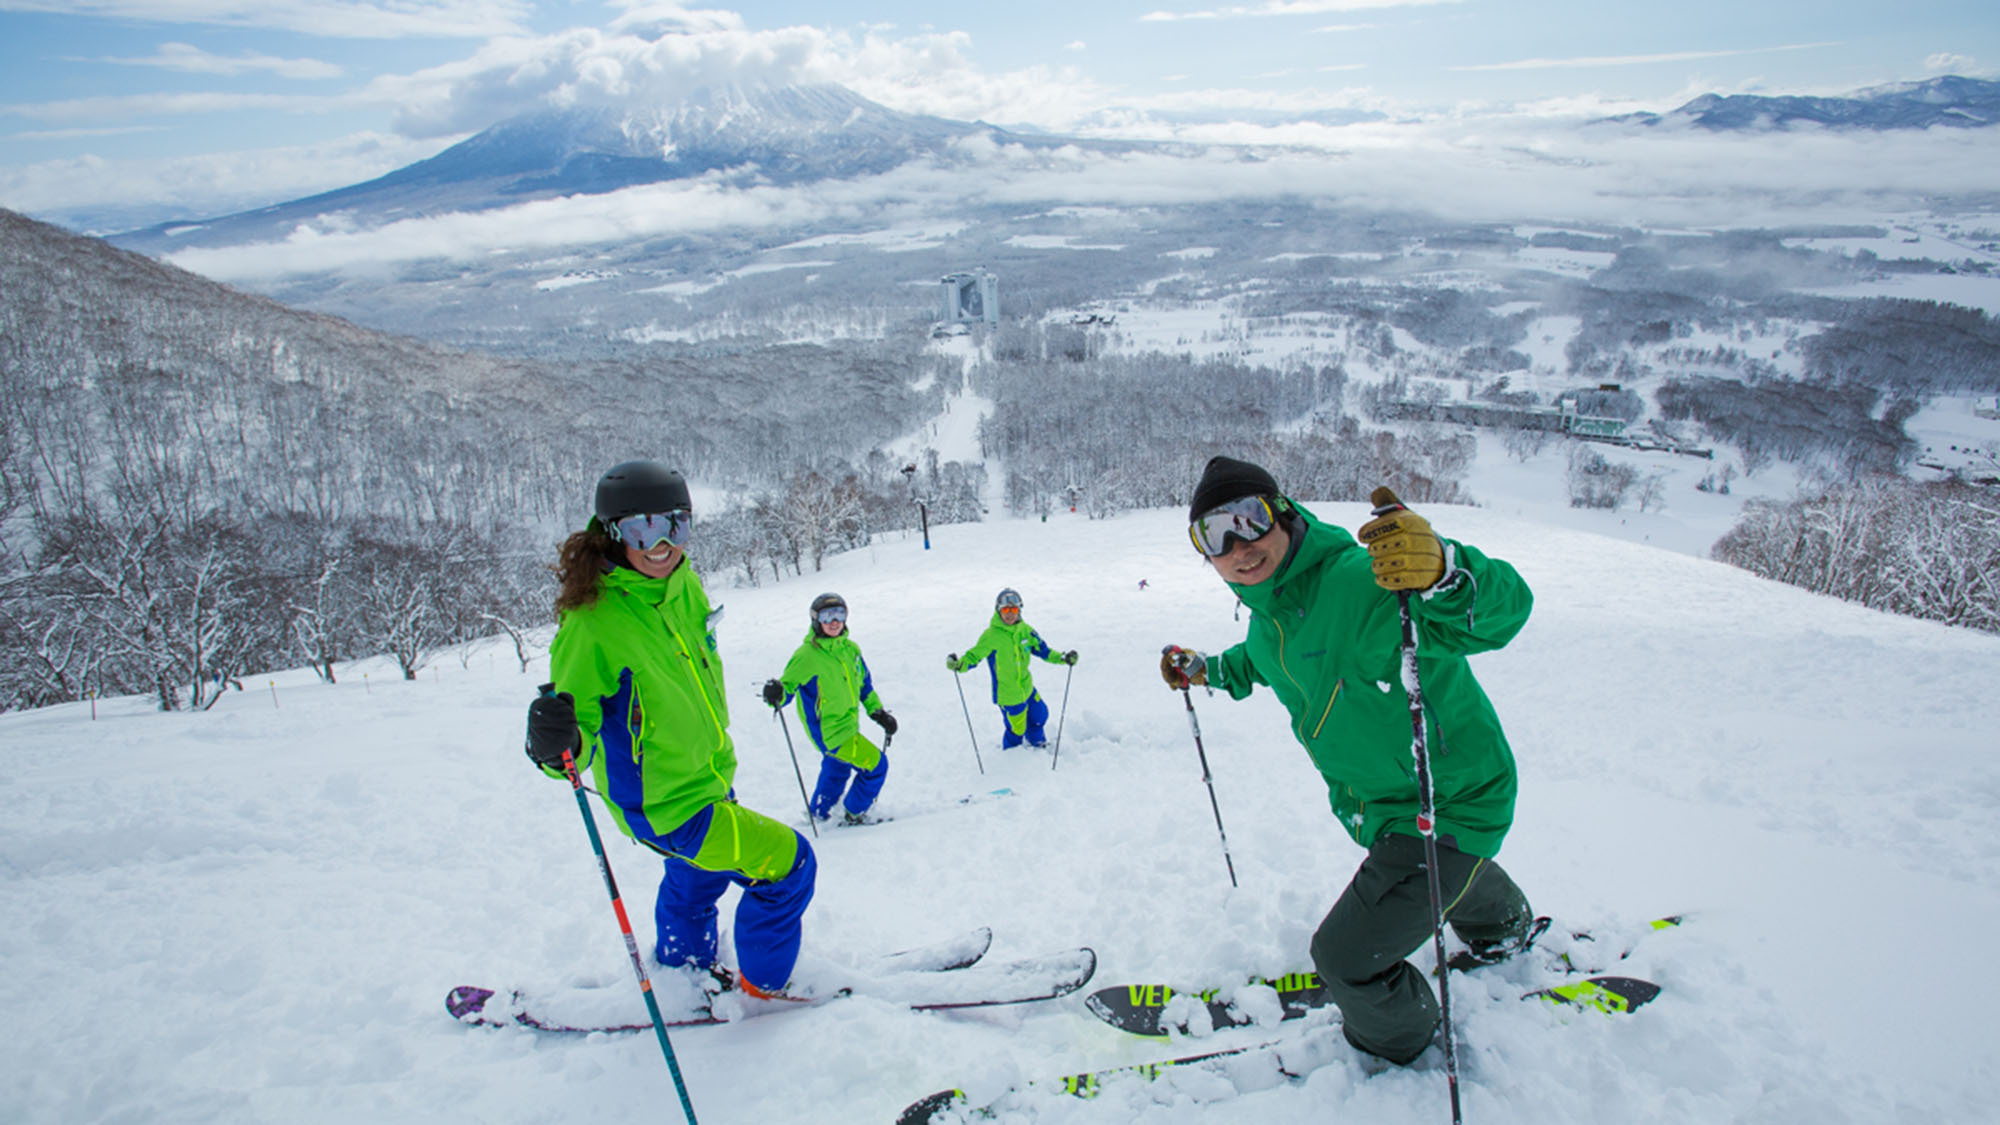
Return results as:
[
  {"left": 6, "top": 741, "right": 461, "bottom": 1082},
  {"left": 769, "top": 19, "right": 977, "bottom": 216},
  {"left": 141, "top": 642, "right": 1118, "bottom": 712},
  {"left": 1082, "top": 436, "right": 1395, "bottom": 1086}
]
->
[{"left": 0, "top": 0, "right": 1993, "bottom": 232}]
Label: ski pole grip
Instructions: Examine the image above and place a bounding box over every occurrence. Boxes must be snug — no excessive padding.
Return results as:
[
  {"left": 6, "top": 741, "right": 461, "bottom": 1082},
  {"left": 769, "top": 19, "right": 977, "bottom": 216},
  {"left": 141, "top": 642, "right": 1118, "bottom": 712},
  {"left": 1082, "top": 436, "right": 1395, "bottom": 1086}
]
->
[
  {"left": 538, "top": 681, "right": 557, "bottom": 698},
  {"left": 1368, "top": 486, "right": 1403, "bottom": 515}
]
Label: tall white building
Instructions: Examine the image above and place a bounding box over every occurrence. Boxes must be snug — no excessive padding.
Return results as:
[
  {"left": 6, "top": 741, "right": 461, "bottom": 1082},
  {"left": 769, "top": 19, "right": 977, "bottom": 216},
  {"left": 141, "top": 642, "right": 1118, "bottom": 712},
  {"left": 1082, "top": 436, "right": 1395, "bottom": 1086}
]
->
[{"left": 939, "top": 270, "right": 998, "bottom": 324}]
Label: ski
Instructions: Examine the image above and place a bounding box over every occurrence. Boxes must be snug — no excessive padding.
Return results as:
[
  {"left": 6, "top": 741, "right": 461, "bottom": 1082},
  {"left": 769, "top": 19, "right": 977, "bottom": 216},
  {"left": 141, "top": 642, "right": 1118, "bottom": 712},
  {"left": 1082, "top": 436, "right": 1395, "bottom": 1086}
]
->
[
  {"left": 903, "top": 970, "right": 1665, "bottom": 1124},
  {"left": 809, "top": 787, "right": 1016, "bottom": 830},
  {"left": 449, "top": 943, "right": 1094, "bottom": 1035},
  {"left": 897, "top": 1031, "right": 1351, "bottom": 1125},
  {"left": 1085, "top": 914, "right": 1681, "bottom": 1037}
]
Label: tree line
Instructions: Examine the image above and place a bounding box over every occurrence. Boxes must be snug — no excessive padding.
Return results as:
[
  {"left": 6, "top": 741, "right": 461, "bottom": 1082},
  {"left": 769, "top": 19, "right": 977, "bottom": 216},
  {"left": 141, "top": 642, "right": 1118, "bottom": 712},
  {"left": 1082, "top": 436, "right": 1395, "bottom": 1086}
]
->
[{"left": 1713, "top": 477, "right": 1998, "bottom": 636}]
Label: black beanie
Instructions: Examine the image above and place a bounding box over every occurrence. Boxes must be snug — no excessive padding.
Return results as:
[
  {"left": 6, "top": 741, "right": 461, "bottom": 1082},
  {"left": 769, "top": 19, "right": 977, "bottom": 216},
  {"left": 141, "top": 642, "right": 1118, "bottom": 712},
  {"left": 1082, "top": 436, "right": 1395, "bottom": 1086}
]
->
[{"left": 1189, "top": 456, "right": 1280, "bottom": 522}]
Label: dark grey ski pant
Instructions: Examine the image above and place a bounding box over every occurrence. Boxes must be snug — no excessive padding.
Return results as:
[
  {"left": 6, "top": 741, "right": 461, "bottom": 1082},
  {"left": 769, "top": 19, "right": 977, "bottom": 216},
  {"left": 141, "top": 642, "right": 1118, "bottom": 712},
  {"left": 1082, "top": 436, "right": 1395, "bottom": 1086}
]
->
[{"left": 1309, "top": 832, "right": 1532, "bottom": 1064}]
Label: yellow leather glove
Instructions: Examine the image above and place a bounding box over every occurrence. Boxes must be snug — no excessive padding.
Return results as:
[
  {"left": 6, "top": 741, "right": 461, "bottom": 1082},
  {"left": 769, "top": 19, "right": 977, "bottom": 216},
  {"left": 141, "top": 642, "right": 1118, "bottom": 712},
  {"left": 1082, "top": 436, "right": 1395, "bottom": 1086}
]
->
[
  {"left": 1160, "top": 645, "right": 1208, "bottom": 689},
  {"left": 1358, "top": 487, "right": 1446, "bottom": 591}
]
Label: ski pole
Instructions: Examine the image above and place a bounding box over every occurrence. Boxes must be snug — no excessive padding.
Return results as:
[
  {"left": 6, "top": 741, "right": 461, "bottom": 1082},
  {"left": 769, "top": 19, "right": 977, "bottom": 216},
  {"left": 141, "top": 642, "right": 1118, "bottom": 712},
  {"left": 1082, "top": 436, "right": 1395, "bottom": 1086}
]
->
[
  {"left": 1049, "top": 661, "right": 1075, "bottom": 771},
  {"left": 773, "top": 706, "right": 818, "bottom": 839},
  {"left": 1370, "top": 486, "right": 1463, "bottom": 1125},
  {"left": 1177, "top": 686, "right": 1238, "bottom": 888},
  {"left": 948, "top": 656, "right": 986, "bottom": 775},
  {"left": 537, "top": 684, "right": 699, "bottom": 1125}
]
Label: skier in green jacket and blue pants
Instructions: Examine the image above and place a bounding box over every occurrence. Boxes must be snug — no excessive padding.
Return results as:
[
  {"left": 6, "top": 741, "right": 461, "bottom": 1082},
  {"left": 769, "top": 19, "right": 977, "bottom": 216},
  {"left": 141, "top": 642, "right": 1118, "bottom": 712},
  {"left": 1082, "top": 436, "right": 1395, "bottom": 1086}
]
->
[
  {"left": 947, "top": 588, "right": 1077, "bottom": 749},
  {"left": 762, "top": 593, "right": 898, "bottom": 826},
  {"left": 524, "top": 461, "right": 816, "bottom": 1002},
  {"left": 1162, "top": 455, "right": 1536, "bottom": 1067}
]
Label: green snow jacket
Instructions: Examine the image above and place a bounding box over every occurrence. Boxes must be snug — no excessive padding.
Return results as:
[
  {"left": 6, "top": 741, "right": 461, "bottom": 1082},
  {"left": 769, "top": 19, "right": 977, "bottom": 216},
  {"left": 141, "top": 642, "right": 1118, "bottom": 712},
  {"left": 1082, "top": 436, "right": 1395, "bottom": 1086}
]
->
[
  {"left": 1205, "top": 503, "right": 1532, "bottom": 857},
  {"left": 547, "top": 559, "right": 736, "bottom": 841},
  {"left": 776, "top": 628, "right": 886, "bottom": 770},
  {"left": 955, "top": 613, "right": 1064, "bottom": 707}
]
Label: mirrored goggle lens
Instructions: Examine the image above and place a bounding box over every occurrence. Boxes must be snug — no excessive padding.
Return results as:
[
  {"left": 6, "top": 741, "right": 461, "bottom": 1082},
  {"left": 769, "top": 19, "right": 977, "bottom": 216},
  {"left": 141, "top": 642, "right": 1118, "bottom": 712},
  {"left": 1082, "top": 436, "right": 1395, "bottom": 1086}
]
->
[
  {"left": 1189, "top": 495, "right": 1276, "bottom": 557},
  {"left": 612, "top": 510, "right": 692, "bottom": 551},
  {"left": 997, "top": 593, "right": 1023, "bottom": 610},
  {"left": 815, "top": 606, "right": 848, "bottom": 624}
]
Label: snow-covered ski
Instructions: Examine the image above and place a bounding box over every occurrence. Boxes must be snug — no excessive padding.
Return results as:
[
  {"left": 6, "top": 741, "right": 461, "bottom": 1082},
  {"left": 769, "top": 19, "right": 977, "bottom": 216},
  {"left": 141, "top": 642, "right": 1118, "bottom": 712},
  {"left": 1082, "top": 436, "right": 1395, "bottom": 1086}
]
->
[
  {"left": 896, "top": 1030, "right": 1352, "bottom": 1125},
  {"left": 1078, "top": 912, "right": 1682, "bottom": 1038},
  {"left": 807, "top": 787, "right": 1016, "bottom": 830},
  {"left": 901, "top": 971, "right": 1663, "bottom": 1124},
  {"left": 448, "top": 940, "right": 1094, "bottom": 1034}
]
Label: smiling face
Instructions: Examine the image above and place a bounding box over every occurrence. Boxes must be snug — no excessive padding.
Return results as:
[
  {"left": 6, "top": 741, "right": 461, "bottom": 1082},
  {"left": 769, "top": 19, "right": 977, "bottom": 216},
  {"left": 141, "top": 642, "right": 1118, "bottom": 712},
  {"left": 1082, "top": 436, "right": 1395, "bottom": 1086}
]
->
[
  {"left": 1206, "top": 518, "right": 1290, "bottom": 587},
  {"left": 623, "top": 538, "right": 684, "bottom": 579}
]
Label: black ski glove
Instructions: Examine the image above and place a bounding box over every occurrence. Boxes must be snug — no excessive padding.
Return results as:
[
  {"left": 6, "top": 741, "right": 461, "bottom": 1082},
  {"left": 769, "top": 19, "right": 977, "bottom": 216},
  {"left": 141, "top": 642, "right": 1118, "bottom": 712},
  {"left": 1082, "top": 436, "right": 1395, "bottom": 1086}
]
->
[
  {"left": 1063, "top": 650, "right": 1079, "bottom": 665},
  {"left": 869, "top": 709, "right": 898, "bottom": 737},
  {"left": 525, "top": 686, "right": 580, "bottom": 770},
  {"left": 762, "top": 679, "right": 785, "bottom": 707}
]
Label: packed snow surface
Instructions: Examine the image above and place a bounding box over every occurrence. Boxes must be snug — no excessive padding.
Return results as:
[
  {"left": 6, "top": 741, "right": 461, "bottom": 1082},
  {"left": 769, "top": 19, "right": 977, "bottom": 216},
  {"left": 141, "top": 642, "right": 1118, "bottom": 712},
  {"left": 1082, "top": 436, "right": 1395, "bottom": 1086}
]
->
[{"left": 5, "top": 504, "right": 1997, "bottom": 1124}]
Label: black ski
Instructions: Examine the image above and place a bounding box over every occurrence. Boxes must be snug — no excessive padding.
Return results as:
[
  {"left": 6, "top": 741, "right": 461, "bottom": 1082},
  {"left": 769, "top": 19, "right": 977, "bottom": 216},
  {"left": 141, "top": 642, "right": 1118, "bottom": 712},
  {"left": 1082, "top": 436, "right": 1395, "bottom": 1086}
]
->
[
  {"left": 1085, "top": 914, "right": 1681, "bottom": 1037},
  {"left": 902, "top": 973, "right": 1664, "bottom": 1124}
]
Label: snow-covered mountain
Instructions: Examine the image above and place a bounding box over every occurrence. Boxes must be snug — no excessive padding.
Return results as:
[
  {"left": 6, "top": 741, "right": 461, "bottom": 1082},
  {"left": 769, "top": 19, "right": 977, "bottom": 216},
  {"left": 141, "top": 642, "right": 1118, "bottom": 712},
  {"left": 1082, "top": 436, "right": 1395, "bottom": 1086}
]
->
[
  {"left": 110, "top": 82, "right": 1142, "bottom": 256},
  {"left": 1605, "top": 75, "right": 2000, "bottom": 131},
  {"left": 3, "top": 504, "right": 1995, "bottom": 1124}
]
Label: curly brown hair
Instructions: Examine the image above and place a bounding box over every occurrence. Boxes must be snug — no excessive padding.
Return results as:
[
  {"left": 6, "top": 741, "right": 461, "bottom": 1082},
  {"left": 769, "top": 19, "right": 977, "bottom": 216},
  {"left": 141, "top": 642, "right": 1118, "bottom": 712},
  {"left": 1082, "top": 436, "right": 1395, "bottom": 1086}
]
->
[{"left": 552, "top": 524, "right": 619, "bottom": 617}]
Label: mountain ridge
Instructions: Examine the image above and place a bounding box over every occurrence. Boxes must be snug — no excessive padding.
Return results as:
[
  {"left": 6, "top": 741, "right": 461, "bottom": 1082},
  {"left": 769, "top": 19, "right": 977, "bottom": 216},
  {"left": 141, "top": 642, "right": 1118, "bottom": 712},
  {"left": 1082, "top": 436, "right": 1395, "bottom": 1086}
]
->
[
  {"left": 109, "top": 81, "right": 1143, "bottom": 256},
  {"left": 1602, "top": 74, "right": 2000, "bottom": 132}
]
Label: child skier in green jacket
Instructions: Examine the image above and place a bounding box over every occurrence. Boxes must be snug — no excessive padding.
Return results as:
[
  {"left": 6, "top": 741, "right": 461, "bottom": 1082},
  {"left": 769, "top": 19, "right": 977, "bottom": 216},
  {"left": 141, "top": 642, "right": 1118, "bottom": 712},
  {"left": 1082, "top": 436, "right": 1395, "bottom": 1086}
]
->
[
  {"left": 947, "top": 588, "right": 1077, "bottom": 749},
  {"left": 762, "top": 593, "right": 898, "bottom": 826},
  {"left": 523, "top": 460, "right": 816, "bottom": 1001},
  {"left": 1162, "top": 455, "right": 1536, "bottom": 1067}
]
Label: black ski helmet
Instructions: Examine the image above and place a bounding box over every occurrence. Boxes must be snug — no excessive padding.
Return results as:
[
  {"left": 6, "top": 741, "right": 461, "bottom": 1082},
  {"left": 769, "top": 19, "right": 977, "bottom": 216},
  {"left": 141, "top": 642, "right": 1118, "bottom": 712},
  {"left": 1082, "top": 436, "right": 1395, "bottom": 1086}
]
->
[
  {"left": 595, "top": 460, "right": 691, "bottom": 525},
  {"left": 995, "top": 588, "right": 1023, "bottom": 612},
  {"left": 809, "top": 592, "right": 847, "bottom": 632}
]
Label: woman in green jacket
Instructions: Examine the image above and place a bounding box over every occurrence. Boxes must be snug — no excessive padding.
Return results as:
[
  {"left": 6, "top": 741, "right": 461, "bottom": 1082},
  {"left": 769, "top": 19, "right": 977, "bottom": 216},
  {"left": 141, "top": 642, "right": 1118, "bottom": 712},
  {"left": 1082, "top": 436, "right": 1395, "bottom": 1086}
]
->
[
  {"left": 523, "top": 460, "right": 816, "bottom": 1000},
  {"left": 761, "top": 593, "right": 898, "bottom": 825},
  {"left": 1162, "top": 455, "right": 1535, "bottom": 1067},
  {"left": 947, "top": 588, "right": 1077, "bottom": 749}
]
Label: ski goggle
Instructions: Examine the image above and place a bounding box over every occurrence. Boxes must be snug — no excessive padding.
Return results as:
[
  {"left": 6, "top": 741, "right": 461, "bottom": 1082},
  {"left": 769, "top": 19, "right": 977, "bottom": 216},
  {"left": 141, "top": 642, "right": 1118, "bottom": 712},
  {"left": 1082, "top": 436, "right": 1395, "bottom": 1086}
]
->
[
  {"left": 996, "top": 592, "right": 1023, "bottom": 613},
  {"left": 609, "top": 509, "right": 693, "bottom": 552},
  {"left": 815, "top": 605, "right": 848, "bottom": 625},
  {"left": 1189, "top": 495, "right": 1277, "bottom": 558}
]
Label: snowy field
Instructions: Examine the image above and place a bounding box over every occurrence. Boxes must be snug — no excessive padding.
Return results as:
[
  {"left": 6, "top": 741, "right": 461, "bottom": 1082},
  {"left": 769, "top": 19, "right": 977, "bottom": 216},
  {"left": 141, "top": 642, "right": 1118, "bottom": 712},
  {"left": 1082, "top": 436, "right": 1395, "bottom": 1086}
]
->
[{"left": 4, "top": 503, "right": 1998, "bottom": 1125}]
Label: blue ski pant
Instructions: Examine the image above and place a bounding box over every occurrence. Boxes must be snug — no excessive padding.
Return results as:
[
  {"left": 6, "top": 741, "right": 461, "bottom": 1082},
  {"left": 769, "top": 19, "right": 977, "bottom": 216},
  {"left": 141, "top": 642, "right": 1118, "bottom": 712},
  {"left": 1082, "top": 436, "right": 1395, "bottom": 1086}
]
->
[
  {"left": 999, "top": 690, "right": 1049, "bottom": 748},
  {"left": 1309, "top": 833, "right": 1530, "bottom": 1064},
  {"left": 637, "top": 798, "right": 817, "bottom": 993},
  {"left": 811, "top": 750, "right": 888, "bottom": 819}
]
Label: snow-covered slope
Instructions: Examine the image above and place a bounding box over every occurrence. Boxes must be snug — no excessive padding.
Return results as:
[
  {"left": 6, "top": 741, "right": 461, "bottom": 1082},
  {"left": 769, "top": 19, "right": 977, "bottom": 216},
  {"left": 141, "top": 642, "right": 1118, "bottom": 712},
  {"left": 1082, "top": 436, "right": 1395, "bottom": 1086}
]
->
[{"left": 3, "top": 504, "right": 1996, "bottom": 1124}]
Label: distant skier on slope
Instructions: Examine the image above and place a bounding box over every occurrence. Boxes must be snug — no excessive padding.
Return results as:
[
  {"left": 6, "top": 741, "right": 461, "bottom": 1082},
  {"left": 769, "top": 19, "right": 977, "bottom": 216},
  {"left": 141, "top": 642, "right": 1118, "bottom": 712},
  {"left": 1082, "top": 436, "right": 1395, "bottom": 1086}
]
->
[
  {"left": 523, "top": 460, "right": 817, "bottom": 1002},
  {"left": 1160, "top": 455, "right": 1537, "bottom": 1067},
  {"left": 762, "top": 592, "right": 899, "bottom": 826},
  {"left": 946, "top": 588, "right": 1077, "bottom": 750}
]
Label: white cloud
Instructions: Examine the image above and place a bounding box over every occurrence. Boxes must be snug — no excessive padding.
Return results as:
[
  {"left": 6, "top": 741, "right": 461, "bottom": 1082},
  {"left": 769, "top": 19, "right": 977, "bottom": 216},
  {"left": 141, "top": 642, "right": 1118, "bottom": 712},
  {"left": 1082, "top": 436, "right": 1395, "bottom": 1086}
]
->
[
  {"left": 6, "top": 124, "right": 161, "bottom": 140},
  {"left": 85, "top": 42, "right": 343, "bottom": 79},
  {"left": 154, "top": 120, "right": 2000, "bottom": 282},
  {"left": 1453, "top": 41, "right": 1839, "bottom": 72},
  {"left": 1, "top": 90, "right": 334, "bottom": 122},
  {"left": 605, "top": 1, "right": 745, "bottom": 35},
  {"left": 0, "top": 130, "right": 453, "bottom": 228},
  {"left": 1923, "top": 52, "right": 1977, "bottom": 75},
  {"left": 0, "top": 0, "right": 529, "bottom": 38},
  {"left": 1141, "top": 0, "right": 1450, "bottom": 22}
]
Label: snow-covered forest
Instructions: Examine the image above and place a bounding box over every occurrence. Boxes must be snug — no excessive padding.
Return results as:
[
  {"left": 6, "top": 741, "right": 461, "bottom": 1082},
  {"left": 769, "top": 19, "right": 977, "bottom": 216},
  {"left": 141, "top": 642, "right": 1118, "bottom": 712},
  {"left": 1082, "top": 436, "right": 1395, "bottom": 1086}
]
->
[{"left": 6, "top": 198, "right": 2000, "bottom": 714}]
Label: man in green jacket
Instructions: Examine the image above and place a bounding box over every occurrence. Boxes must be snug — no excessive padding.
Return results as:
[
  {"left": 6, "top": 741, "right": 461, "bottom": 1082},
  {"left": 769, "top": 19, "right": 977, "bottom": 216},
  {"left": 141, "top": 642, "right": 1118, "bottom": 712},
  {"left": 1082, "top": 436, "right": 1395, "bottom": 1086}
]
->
[
  {"left": 1162, "top": 455, "right": 1536, "bottom": 1066},
  {"left": 947, "top": 588, "right": 1077, "bottom": 750},
  {"left": 762, "top": 592, "right": 898, "bottom": 826}
]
